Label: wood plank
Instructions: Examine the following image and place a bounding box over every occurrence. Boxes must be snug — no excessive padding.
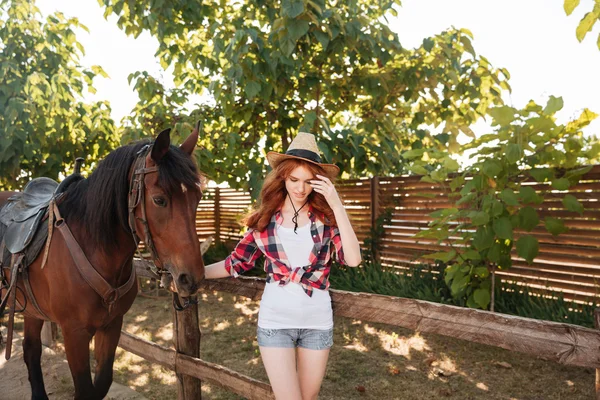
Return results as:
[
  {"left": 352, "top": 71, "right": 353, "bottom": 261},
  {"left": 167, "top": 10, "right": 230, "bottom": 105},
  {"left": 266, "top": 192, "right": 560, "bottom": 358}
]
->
[
  {"left": 119, "top": 332, "right": 274, "bottom": 400},
  {"left": 119, "top": 331, "right": 175, "bottom": 369},
  {"left": 177, "top": 354, "right": 274, "bottom": 400},
  {"left": 173, "top": 298, "right": 201, "bottom": 399}
]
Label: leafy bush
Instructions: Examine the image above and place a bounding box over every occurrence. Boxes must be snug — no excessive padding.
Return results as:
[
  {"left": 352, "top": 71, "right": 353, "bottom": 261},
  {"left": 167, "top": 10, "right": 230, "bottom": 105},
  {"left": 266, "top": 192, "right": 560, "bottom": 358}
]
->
[{"left": 330, "top": 261, "right": 596, "bottom": 328}]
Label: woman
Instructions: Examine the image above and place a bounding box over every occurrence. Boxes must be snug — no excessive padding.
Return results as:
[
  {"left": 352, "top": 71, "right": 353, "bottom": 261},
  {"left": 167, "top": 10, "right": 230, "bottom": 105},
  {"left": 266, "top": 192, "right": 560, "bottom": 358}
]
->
[{"left": 205, "top": 132, "right": 361, "bottom": 400}]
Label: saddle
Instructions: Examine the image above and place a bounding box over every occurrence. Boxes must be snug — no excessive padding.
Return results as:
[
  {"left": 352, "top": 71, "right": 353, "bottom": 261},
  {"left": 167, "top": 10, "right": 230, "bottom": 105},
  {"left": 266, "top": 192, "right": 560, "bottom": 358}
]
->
[
  {"left": 0, "top": 177, "right": 58, "bottom": 254},
  {"left": 0, "top": 158, "right": 84, "bottom": 360}
]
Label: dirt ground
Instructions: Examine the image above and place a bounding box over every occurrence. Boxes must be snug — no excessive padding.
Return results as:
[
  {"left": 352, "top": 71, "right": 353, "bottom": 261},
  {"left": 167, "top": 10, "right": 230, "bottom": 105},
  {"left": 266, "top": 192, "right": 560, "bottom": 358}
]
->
[
  {"left": 1, "top": 290, "right": 596, "bottom": 399},
  {"left": 0, "top": 326, "right": 146, "bottom": 400},
  {"left": 116, "top": 291, "right": 595, "bottom": 400}
]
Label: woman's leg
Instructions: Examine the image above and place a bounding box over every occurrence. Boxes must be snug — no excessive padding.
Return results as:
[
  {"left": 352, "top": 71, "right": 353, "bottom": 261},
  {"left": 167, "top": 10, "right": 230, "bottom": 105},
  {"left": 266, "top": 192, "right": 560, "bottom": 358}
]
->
[
  {"left": 259, "top": 346, "right": 302, "bottom": 400},
  {"left": 297, "top": 347, "right": 330, "bottom": 400}
]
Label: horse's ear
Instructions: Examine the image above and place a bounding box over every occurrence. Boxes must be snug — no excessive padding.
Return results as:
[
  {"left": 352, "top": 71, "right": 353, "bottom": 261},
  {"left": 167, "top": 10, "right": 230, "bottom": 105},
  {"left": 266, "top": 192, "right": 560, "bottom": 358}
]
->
[
  {"left": 179, "top": 121, "right": 199, "bottom": 155},
  {"left": 151, "top": 128, "right": 171, "bottom": 162}
]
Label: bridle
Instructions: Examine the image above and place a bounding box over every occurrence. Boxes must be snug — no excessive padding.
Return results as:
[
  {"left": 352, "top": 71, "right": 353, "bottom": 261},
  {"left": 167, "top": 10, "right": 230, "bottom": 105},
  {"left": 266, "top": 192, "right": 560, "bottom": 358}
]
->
[
  {"left": 128, "top": 144, "right": 163, "bottom": 276},
  {"left": 127, "top": 144, "right": 199, "bottom": 311}
]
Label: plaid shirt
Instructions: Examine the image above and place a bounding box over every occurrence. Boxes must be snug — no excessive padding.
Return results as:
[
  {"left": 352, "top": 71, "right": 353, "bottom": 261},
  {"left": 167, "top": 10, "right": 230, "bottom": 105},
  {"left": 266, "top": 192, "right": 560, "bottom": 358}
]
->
[{"left": 224, "top": 207, "right": 346, "bottom": 297}]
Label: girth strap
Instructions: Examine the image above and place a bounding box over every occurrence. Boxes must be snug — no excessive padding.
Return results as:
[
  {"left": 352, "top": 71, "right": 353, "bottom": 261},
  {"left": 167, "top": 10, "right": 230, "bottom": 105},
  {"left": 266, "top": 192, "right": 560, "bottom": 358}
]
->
[
  {"left": 51, "top": 203, "right": 136, "bottom": 310},
  {"left": 4, "top": 254, "right": 22, "bottom": 360}
]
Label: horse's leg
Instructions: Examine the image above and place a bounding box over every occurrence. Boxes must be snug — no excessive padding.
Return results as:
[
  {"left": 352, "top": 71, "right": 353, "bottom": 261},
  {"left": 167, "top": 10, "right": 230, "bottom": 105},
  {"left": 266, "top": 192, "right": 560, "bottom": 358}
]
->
[
  {"left": 62, "top": 325, "right": 98, "bottom": 400},
  {"left": 23, "top": 316, "right": 48, "bottom": 400},
  {"left": 93, "top": 316, "right": 123, "bottom": 398}
]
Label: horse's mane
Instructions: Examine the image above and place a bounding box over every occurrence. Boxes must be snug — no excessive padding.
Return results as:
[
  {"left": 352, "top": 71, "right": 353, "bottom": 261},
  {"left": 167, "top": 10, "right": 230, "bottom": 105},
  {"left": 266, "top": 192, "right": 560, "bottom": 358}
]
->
[{"left": 60, "top": 140, "right": 201, "bottom": 250}]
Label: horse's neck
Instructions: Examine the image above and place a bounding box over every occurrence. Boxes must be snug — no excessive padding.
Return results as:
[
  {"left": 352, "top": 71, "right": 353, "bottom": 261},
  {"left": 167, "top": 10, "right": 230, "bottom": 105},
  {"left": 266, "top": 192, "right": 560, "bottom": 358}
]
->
[{"left": 70, "top": 223, "right": 136, "bottom": 284}]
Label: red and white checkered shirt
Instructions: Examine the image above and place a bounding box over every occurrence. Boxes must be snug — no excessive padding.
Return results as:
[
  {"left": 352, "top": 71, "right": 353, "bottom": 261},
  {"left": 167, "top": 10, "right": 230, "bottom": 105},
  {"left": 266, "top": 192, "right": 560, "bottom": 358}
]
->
[{"left": 224, "top": 207, "right": 347, "bottom": 297}]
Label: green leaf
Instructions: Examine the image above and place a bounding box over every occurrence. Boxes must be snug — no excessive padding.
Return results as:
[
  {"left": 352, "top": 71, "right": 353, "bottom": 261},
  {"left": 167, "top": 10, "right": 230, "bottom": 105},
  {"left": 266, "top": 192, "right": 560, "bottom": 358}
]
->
[
  {"left": 313, "top": 31, "right": 329, "bottom": 49},
  {"left": 576, "top": 11, "right": 599, "bottom": 42},
  {"left": 444, "top": 264, "right": 459, "bottom": 285},
  {"left": 443, "top": 157, "right": 460, "bottom": 172},
  {"left": 564, "top": 165, "right": 593, "bottom": 178},
  {"left": 543, "top": 95, "right": 564, "bottom": 114},
  {"left": 482, "top": 159, "right": 502, "bottom": 178},
  {"left": 462, "top": 250, "right": 481, "bottom": 260},
  {"left": 489, "top": 106, "right": 516, "bottom": 126},
  {"left": 423, "top": 250, "right": 456, "bottom": 263},
  {"left": 564, "top": 0, "right": 580, "bottom": 15},
  {"left": 287, "top": 19, "right": 310, "bottom": 41},
  {"left": 408, "top": 164, "right": 428, "bottom": 175},
  {"left": 493, "top": 217, "right": 513, "bottom": 240},
  {"left": 473, "top": 266, "right": 489, "bottom": 278},
  {"left": 245, "top": 81, "right": 261, "bottom": 99},
  {"left": 473, "top": 288, "right": 491, "bottom": 309},
  {"left": 282, "top": 0, "right": 305, "bottom": 18},
  {"left": 516, "top": 235, "right": 539, "bottom": 264},
  {"left": 518, "top": 207, "right": 539, "bottom": 231},
  {"left": 469, "top": 211, "right": 490, "bottom": 226},
  {"left": 562, "top": 194, "right": 584, "bottom": 215},
  {"left": 545, "top": 217, "right": 569, "bottom": 236},
  {"left": 451, "top": 271, "right": 470, "bottom": 296},
  {"left": 529, "top": 168, "right": 554, "bottom": 183},
  {"left": 519, "top": 186, "right": 542, "bottom": 204},
  {"left": 423, "top": 38, "right": 435, "bottom": 52},
  {"left": 402, "top": 148, "right": 426, "bottom": 159},
  {"left": 506, "top": 143, "right": 522, "bottom": 164},
  {"left": 499, "top": 189, "right": 519, "bottom": 206},
  {"left": 459, "top": 125, "right": 476, "bottom": 138},
  {"left": 473, "top": 226, "right": 495, "bottom": 250},
  {"left": 487, "top": 242, "right": 502, "bottom": 263},
  {"left": 551, "top": 178, "right": 571, "bottom": 190}
]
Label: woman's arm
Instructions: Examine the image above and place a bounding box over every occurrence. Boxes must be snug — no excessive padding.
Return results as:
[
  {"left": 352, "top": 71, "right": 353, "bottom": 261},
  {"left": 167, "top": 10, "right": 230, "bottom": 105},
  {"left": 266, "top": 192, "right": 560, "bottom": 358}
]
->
[
  {"left": 311, "top": 174, "right": 362, "bottom": 267},
  {"left": 331, "top": 205, "right": 362, "bottom": 267},
  {"left": 204, "top": 260, "right": 230, "bottom": 279},
  {"left": 204, "top": 230, "right": 262, "bottom": 279}
]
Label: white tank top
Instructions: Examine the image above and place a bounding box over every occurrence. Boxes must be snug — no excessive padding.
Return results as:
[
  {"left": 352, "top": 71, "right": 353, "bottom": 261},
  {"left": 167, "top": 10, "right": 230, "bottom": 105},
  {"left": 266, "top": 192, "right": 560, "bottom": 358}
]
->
[{"left": 257, "top": 223, "right": 333, "bottom": 329}]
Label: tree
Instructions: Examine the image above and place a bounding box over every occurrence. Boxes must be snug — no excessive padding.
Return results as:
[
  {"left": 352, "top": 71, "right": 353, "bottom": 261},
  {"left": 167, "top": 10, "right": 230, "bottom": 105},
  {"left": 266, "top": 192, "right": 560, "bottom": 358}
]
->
[
  {"left": 0, "top": 0, "right": 119, "bottom": 190},
  {"left": 100, "top": 0, "right": 508, "bottom": 196},
  {"left": 406, "top": 97, "right": 600, "bottom": 309}
]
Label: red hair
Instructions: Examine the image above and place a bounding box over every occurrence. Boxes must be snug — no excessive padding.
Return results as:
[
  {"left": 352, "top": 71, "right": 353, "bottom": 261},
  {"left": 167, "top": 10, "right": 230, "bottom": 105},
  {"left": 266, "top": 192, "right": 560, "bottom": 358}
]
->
[{"left": 244, "top": 159, "right": 338, "bottom": 231}]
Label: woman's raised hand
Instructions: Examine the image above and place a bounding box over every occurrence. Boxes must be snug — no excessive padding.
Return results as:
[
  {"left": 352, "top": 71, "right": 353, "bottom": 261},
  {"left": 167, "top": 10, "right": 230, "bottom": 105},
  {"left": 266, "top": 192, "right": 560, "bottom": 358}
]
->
[{"left": 310, "top": 174, "right": 343, "bottom": 210}]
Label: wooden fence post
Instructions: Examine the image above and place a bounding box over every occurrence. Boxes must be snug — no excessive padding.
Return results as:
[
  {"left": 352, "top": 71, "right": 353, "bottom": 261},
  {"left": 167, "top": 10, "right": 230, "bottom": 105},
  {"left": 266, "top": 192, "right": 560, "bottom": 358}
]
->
[
  {"left": 173, "top": 298, "right": 202, "bottom": 399},
  {"left": 594, "top": 308, "right": 600, "bottom": 400},
  {"left": 370, "top": 176, "right": 381, "bottom": 263},
  {"left": 214, "top": 188, "right": 221, "bottom": 245}
]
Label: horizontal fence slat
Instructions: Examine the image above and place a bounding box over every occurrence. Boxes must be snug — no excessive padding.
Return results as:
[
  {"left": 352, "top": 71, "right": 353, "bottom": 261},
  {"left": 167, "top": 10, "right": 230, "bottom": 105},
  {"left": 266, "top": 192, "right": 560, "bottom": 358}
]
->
[{"left": 119, "top": 331, "right": 274, "bottom": 400}]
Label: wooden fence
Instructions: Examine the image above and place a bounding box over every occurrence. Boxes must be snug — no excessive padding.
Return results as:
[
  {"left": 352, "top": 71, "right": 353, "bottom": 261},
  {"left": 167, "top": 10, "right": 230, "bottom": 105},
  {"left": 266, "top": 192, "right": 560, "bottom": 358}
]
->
[
  {"left": 120, "top": 261, "right": 600, "bottom": 399},
  {"left": 195, "top": 166, "right": 600, "bottom": 303}
]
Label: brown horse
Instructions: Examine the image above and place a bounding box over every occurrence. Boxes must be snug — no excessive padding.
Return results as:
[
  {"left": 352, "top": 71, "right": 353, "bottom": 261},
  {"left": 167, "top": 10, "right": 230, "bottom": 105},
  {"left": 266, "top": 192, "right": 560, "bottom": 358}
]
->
[{"left": 0, "top": 127, "right": 205, "bottom": 399}]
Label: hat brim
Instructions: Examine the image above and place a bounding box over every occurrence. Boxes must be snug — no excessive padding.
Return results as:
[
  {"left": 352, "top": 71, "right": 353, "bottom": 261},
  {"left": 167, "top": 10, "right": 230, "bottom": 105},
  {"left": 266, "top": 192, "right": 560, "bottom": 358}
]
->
[{"left": 267, "top": 152, "right": 340, "bottom": 177}]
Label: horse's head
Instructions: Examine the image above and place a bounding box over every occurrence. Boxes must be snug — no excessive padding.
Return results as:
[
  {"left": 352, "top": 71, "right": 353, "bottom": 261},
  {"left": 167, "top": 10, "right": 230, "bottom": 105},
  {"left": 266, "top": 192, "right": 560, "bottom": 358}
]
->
[{"left": 130, "top": 126, "right": 205, "bottom": 297}]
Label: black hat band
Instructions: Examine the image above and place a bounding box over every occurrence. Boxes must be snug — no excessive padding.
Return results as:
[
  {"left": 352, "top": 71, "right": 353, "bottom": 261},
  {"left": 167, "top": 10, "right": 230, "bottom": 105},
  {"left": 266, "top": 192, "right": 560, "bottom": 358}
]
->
[{"left": 285, "top": 149, "right": 322, "bottom": 163}]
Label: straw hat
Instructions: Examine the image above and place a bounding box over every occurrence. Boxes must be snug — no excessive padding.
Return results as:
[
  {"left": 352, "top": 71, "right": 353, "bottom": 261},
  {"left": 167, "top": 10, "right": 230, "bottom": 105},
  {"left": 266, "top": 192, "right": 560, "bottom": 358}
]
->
[{"left": 267, "top": 132, "right": 340, "bottom": 177}]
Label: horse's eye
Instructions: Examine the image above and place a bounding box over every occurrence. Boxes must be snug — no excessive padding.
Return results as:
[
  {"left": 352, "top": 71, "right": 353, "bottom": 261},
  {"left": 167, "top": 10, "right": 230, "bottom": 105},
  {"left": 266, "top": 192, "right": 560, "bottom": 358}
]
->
[{"left": 153, "top": 197, "right": 167, "bottom": 207}]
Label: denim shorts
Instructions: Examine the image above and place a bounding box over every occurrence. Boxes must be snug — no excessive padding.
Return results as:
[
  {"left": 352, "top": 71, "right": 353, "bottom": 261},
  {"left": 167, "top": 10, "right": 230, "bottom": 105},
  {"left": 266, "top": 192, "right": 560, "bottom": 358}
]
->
[{"left": 257, "top": 326, "right": 334, "bottom": 350}]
